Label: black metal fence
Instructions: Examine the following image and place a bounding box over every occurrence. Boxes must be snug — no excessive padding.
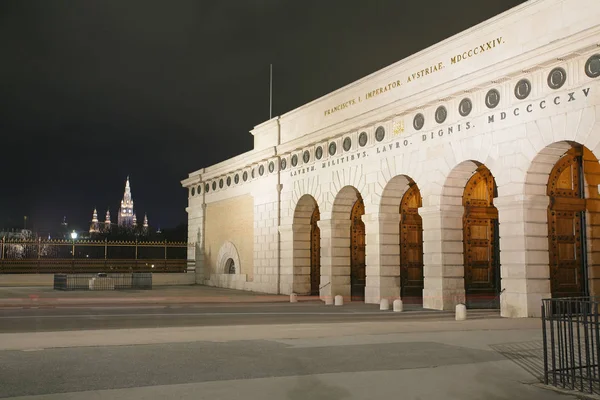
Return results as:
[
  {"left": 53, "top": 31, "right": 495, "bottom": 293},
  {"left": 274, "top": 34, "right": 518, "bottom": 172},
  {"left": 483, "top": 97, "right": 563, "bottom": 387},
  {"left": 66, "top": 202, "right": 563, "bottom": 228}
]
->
[
  {"left": 54, "top": 273, "right": 152, "bottom": 291},
  {"left": 0, "top": 238, "right": 192, "bottom": 273},
  {"left": 542, "top": 297, "right": 600, "bottom": 395}
]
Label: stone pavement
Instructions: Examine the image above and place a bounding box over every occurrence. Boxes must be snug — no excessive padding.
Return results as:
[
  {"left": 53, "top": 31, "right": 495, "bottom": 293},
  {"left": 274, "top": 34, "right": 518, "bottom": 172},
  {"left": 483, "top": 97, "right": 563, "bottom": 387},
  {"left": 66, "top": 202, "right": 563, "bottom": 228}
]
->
[{"left": 0, "top": 317, "right": 577, "bottom": 400}]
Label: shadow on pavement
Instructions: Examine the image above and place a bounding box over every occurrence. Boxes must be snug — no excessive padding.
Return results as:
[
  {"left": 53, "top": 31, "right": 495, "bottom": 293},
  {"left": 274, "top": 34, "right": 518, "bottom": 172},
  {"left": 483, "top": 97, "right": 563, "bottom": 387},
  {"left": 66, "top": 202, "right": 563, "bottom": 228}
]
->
[{"left": 490, "top": 340, "right": 545, "bottom": 382}]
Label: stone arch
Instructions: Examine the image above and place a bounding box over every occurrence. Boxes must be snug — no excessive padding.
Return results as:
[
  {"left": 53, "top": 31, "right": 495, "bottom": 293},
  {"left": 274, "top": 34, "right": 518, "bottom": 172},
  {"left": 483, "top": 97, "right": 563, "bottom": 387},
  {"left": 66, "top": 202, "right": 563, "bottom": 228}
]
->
[
  {"left": 372, "top": 174, "right": 424, "bottom": 303},
  {"left": 319, "top": 185, "right": 367, "bottom": 301},
  {"left": 524, "top": 140, "right": 600, "bottom": 299},
  {"left": 290, "top": 194, "right": 320, "bottom": 295},
  {"left": 216, "top": 241, "right": 241, "bottom": 275},
  {"left": 422, "top": 159, "right": 501, "bottom": 310}
]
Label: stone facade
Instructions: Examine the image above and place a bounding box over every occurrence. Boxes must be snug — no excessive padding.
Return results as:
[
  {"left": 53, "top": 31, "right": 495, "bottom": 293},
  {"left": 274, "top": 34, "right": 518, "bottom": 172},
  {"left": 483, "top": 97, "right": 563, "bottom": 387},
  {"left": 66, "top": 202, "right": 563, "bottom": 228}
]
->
[{"left": 182, "top": 0, "right": 600, "bottom": 317}]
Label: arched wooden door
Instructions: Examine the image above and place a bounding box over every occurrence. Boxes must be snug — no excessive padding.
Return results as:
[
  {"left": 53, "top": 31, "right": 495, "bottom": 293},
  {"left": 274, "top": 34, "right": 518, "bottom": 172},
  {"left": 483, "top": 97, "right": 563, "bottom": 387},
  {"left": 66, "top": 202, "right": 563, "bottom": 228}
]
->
[
  {"left": 399, "top": 183, "right": 424, "bottom": 303},
  {"left": 350, "top": 196, "right": 366, "bottom": 300},
  {"left": 310, "top": 206, "right": 321, "bottom": 296},
  {"left": 548, "top": 147, "right": 587, "bottom": 298},
  {"left": 463, "top": 165, "right": 500, "bottom": 308}
]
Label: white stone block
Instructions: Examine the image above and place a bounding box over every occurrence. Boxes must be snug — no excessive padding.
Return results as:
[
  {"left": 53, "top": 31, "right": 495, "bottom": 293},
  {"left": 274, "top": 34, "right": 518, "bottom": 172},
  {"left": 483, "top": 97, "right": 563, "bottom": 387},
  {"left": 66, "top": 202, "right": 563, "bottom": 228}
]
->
[
  {"left": 324, "top": 296, "right": 334, "bottom": 305},
  {"left": 455, "top": 304, "right": 467, "bottom": 321},
  {"left": 379, "top": 298, "right": 389, "bottom": 310},
  {"left": 290, "top": 293, "right": 298, "bottom": 303},
  {"left": 393, "top": 299, "right": 403, "bottom": 312},
  {"left": 334, "top": 295, "right": 344, "bottom": 306}
]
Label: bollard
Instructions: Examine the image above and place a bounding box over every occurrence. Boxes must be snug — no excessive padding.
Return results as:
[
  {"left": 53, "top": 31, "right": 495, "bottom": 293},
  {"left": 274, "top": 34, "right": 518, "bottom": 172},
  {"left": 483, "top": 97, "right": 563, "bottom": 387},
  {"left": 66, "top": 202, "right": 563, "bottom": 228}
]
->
[
  {"left": 380, "top": 298, "right": 390, "bottom": 310},
  {"left": 455, "top": 304, "right": 467, "bottom": 321},
  {"left": 334, "top": 295, "right": 344, "bottom": 306},
  {"left": 290, "top": 293, "right": 298, "bottom": 303},
  {"left": 324, "top": 296, "right": 334, "bottom": 305},
  {"left": 393, "top": 299, "right": 403, "bottom": 312}
]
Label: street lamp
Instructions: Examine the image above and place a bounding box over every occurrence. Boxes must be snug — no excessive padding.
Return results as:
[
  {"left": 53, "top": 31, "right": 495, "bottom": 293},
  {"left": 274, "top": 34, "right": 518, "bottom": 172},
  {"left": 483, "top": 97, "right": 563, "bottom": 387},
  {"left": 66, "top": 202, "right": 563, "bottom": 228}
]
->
[{"left": 71, "top": 231, "right": 77, "bottom": 270}]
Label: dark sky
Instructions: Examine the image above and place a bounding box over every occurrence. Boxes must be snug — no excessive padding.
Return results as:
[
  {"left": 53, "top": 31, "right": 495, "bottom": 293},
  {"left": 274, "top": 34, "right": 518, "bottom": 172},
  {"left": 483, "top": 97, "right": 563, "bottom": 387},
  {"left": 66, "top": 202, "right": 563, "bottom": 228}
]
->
[{"left": 0, "top": 0, "right": 526, "bottom": 233}]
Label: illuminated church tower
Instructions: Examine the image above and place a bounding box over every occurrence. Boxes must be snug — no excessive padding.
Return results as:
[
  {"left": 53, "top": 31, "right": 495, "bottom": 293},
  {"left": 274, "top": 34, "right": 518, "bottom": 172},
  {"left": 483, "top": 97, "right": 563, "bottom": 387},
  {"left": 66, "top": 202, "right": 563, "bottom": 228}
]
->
[
  {"left": 104, "top": 209, "right": 111, "bottom": 231},
  {"left": 118, "top": 176, "right": 135, "bottom": 228},
  {"left": 89, "top": 208, "right": 99, "bottom": 233},
  {"left": 143, "top": 214, "right": 149, "bottom": 235}
]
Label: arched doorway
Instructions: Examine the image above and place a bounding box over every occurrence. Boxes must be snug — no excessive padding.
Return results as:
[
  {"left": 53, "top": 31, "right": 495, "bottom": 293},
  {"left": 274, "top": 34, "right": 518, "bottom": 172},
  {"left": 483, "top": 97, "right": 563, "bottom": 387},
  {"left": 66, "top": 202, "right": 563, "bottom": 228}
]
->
[
  {"left": 463, "top": 165, "right": 500, "bottom": 308},
  {"left": 310, "top": 206, "right": 321, "bottom": 295},
  {"left": 350, "top": 195, "right": 366, "bottom": 300},
  {"left": 548, "top": 146, "right": 588, "bottom": 298},
  {"left": 399, "top": 182, "right": 424, "bottom": 303}
]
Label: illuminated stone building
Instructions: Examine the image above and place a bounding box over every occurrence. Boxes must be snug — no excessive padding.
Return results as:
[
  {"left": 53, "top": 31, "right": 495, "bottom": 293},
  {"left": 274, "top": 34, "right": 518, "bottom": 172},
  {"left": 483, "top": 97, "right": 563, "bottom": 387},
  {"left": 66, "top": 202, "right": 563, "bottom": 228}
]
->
[{"left": 182, "top": 0, "right": 600, "bottom": 317}]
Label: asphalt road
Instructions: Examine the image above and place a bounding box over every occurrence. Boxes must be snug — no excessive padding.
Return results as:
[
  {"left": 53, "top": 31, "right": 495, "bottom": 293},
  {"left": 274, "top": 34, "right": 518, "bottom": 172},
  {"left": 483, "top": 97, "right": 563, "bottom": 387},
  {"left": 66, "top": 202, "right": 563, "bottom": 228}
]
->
[{"left": 0, "top": 302, "right": 501, "bottom": 333}]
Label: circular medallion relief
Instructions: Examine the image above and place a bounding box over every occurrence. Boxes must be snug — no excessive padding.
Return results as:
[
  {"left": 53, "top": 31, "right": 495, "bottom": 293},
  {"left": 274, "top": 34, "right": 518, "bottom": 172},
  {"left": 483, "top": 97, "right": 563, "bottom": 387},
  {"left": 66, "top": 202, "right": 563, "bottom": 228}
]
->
[
  {"left": 212, "top": 181, "right": 216, "bottom": 191},
  {"left": 458, "top": 98, "right": 472, "bottom": 117},
  {"left": 219, "top": 179, "right": 223, "bottom": 188},
  {"left": 358, "top": 132, "right": 368, "bottom": 147},
  {"left": 413, "top": 113, "right": 425, "bottom": 130},
  {"left": 375, "top": 126, "right": 385, "bottom": 142},
  {"left": 585, "top": 54, "right": 600, "bottom": 78},
  {"left": 315, "top": 146, "right": 323, "bottom": 160},
  {"left": 259, "top": 165, "right": 264, "bottom": 176},
  {"left": 514, "top": 78, "right": 531, "bottom": 100},
  {"left": 268, "top": 161, "right": 274, "bottom": 173},
  {"left": 435, "top": 106, "right": 447, "bottom": 124},
  {"left": 303, "top": 150, "right": 310, "bottom": 163},
  {"left": 234, "top": 174, "right": 239, "bottom": 184},
  {"left": 226, "top": 176, "right": 231, "bottom": 186},
  {"left": 281, "top": 158, "right": 287, "bottom": 170},
  {"left": 191, "top": 187, "right": 195, "bottom": 196},
  {"left": 251, "top": 169, "right": 255, "bottom": 179},
  {"left": 197, "top": 185, "right": 202, "bottom": 194},
  {"left": 242, "top": 171, "right": 248, "bottom": 181},
  {"left": 485, "top": 89, "right": 501, "bottom": 109},
  {"left": 328, "top": 142, "right": 337, "bottom": 156},
  {"left": 548, "top": 67, "right": 566, "bottom": 89},
  {"left": 343, "top": 137, "right": 352, "bottom": 151},
  {"left": 291, "top": 154, "right": 298, "bottom": 167},
  {"left": 205, "top": 183, "right": 210, "bottom": 192}
]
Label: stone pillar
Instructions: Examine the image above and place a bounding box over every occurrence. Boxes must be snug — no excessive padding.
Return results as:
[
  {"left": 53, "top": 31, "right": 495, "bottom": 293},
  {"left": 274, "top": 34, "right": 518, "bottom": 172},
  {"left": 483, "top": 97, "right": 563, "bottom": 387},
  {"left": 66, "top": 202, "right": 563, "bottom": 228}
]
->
[
  {"left": 421, "top": 205, "right": 465, "bottom": 311},
  {"left": 363, "top": 212, "right": 401, "bottom": 304},
  {"left": 278, "top": 223, "right": 311, "bottom": 295},
  {"left": 187, "top": 203, "right": 206, "bottom": 284},
  {"left": 496, "top": 195, "right": 550, "bottom": 318},
  {"left": 318, "top": 218, "right": 351, "bottom": 301}
]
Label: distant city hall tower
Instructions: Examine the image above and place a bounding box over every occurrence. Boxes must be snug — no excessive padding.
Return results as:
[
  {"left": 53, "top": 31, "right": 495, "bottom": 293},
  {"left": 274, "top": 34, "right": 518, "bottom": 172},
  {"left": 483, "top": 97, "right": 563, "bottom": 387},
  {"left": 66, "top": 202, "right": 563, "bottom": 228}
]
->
[
  {"left": 89, "top": 208, "right": 100, "bottom": 233},
  {"left": 118, "top": 176, "right": 135, "bottom": 228}
]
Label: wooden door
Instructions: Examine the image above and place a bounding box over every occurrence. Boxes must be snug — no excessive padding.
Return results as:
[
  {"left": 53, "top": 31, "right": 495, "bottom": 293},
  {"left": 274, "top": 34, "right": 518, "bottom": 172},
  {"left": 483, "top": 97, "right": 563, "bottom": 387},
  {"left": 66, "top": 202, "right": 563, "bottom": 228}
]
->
[
  {"left": 463, "top": 166, "right": 500, "bottom": 308},
  {"left": 310, "top": 206, "right": 321, "bottom": 296},
  {"left": 400, "top": 183, "right": 424, "bottom": 302},
  {"left": 350, "top": 196, "right": 366, "bottom": 300},
  {"left": 548, "top": 148, "right": 587, "bottom": 298}
]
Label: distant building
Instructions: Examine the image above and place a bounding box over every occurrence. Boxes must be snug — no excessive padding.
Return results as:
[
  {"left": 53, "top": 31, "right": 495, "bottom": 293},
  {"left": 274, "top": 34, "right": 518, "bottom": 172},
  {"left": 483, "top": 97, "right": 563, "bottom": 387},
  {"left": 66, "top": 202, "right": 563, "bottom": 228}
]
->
[{"left": 89, "top": 176, "right": 150, "bottom": 236}]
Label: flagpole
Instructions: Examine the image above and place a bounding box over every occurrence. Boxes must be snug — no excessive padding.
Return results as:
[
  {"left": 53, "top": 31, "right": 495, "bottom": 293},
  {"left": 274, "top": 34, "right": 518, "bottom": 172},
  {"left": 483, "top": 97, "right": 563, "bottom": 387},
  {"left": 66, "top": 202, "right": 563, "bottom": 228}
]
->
[{"left": 269, "top": 64, "right": 273, "bottom": 119}]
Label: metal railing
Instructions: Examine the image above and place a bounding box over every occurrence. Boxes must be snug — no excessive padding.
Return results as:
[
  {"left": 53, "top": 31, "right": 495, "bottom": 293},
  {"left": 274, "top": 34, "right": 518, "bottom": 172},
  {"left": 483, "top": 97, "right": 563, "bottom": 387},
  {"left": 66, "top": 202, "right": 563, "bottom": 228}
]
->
[
  {"left": 54, "top": 273, "right": 152, "bottom": 291},
  {"left": 542, "top": 297, "right": 600, "bottom": 395},
  {"left": 0, "top": 238, "right": 192, "bottom": 273}
]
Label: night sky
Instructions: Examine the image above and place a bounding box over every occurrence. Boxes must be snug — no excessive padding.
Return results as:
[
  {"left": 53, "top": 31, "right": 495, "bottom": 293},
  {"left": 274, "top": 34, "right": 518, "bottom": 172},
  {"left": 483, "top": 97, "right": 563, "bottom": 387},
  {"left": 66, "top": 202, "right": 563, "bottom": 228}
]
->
[{"left": 0, "top": 0, "right": 526, "bottom": 233}]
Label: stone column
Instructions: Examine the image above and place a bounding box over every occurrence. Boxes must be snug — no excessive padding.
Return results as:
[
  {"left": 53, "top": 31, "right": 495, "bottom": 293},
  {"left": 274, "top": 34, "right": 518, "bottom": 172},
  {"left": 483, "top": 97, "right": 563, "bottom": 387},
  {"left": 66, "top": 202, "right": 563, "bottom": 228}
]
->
[
  {"left": 186, "top": 203, "right": 206, "bottom": 284},
  {"left": 421, "top": 205, "right": 465, "bottom": 310},
  {"left": 496, "top": 194, "right": 550, "bottom": 318},
  {"left": 318, "top": 218, "right": 351, "bottom": 301},
  {"left": 363, "top": 212, "right": 401, "bottom": 304}
]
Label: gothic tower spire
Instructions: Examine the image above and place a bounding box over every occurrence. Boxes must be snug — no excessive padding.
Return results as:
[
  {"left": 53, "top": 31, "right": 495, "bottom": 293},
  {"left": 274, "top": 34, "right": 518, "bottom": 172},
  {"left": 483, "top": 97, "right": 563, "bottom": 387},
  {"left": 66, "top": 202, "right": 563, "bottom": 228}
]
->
[
  {"left": 89, "top": 208, "right": 99, "bottom": 233},
  {"left": 104, "top": 208, "right": 111, "bottom": 231},
  {"left": 118, "top": 176, "right": 134, "bottom": 228}
]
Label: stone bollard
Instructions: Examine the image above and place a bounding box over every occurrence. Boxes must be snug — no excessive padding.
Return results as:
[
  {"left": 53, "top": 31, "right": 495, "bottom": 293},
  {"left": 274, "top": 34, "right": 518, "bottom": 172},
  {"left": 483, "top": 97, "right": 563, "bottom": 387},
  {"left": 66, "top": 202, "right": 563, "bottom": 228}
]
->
[
  {"left": 290, "top": 293, "right": 298, "bottom": 303},
  {"left": 380, "top": 298, "right": 390, "bottom": 310},
  {"left": 334, "top": 295, "right": 344, "bottom": 306},
  {"left": 455, "top": 304, "right": 467, "bottom": 321},
  {"left": 393, "top": 299, "right": 403, "bottom": 312},
  {"left": 324, "top": 296, "right": 334, "bottom": 305}
]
